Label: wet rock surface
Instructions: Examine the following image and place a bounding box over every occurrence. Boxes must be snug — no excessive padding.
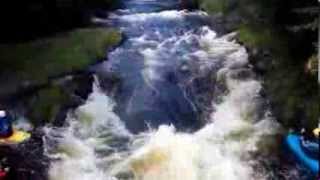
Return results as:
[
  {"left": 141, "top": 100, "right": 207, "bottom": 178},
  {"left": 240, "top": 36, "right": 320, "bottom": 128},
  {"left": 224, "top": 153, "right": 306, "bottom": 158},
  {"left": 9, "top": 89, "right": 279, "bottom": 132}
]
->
[
  {"left": 0, "top": 72, "right": 95, "bottom": 180},
  {"left": 0, "top": 130, "right": 49, "bottom": 180}
]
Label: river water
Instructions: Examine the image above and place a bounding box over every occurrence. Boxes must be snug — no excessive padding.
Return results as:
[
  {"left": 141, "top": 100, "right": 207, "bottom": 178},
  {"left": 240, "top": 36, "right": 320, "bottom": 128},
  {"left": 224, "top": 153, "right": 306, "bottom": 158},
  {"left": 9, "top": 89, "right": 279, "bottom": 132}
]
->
[{"left": 43, "top": 0, "right": 308, "bottom": 179}]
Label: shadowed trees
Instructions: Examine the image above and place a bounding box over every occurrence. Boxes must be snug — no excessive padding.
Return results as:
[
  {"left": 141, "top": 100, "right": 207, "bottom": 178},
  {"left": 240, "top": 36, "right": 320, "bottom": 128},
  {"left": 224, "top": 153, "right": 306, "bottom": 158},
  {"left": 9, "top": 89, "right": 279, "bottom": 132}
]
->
[{"left": 0, "top": 0, "right": 118, "bottom": 43}]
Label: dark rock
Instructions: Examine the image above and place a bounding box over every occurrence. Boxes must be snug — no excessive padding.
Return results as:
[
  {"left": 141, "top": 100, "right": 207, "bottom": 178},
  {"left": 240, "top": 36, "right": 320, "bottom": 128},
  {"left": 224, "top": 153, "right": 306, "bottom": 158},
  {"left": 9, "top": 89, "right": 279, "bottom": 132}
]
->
[
  {"left": 96, "top": 72, "right": 122, "bottom": 96},
  {"left": 229, "top": 68, "right": 256, "bottom": 80},
  {"left": 0, "top": 71, "right": 94, "bottom": 128},
  {"left": 0, "top": 72, "right": 94, "bottom": 180},
  {"left": 50, "top": 73, "right": 94, "bottom": 127},
  {"left": 0, "top": 129, "right": 49, "bottom": 180},
  {"left": 180, "top": 0, "right": 199, "bottom": 10},
  {"left": 247, "top": 48, "right": 273, "bottom": 75}
]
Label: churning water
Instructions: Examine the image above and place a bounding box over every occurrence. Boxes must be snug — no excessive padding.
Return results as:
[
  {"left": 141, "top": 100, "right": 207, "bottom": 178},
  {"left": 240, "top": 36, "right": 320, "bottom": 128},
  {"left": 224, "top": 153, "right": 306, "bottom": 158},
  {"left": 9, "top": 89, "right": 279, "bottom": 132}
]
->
[{"left": 43, "top": 0, "right": 289, "bottom": 179}]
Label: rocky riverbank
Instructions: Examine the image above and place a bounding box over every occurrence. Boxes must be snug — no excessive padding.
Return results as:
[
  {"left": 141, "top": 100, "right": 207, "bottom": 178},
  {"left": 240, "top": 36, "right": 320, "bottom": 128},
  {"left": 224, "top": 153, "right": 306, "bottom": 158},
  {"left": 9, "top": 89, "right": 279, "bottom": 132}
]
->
[
  {"left": 0, "top": 8, "right": 123, "bottom": 180},
  {"left": 0, "top": 28, "right": 121, "bottom": 125},
  {"left": 0, "top": 29, "right": 122, "bottom": 180},
  {"left": 0, "top": 1, "right": 318, "bottom": 179},
  {"left": 195, "top": 0, "right": 319, "bottom": 131}
]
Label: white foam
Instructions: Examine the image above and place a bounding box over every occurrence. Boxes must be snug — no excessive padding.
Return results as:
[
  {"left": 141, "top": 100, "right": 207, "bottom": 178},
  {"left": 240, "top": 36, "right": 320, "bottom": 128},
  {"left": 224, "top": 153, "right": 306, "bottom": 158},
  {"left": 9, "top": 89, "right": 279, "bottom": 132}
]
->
[
  {"left": 124, "top": 78, "right": 279, "bottom": 180},
  {"left": 46, "top": 11, "right": 281, "bottom": 180},
  {"left": 120, "top": 26, "right": 280, "bottom": 180},
  {"left": 111, "top": 10, "right": 207, "bottom": 22},
  {"left": 46, "top": 78, "right": 132, "bottom": 180}
]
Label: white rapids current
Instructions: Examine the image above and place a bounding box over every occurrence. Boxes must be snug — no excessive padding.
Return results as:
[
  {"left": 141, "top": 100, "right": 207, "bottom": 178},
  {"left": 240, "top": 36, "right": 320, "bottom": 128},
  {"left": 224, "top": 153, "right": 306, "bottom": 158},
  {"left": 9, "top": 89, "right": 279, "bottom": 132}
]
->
[{"left": 43, "top": 8, "right": 282, "bottom": 180}]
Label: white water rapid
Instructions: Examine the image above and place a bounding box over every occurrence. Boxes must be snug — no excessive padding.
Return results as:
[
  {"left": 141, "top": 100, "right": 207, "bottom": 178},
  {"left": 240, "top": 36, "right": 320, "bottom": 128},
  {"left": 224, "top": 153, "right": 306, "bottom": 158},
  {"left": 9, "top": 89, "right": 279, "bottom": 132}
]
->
[{"left": 44, "top": 2, "right": 283, "bottom": 180}]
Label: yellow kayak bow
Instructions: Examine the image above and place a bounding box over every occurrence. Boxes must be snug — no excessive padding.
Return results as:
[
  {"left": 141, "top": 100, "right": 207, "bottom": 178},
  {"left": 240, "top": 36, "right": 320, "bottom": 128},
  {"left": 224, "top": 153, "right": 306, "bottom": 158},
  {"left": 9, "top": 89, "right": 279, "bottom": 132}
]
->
[{"left": 0, "top": 130, "right": 31, "bottom": 144}]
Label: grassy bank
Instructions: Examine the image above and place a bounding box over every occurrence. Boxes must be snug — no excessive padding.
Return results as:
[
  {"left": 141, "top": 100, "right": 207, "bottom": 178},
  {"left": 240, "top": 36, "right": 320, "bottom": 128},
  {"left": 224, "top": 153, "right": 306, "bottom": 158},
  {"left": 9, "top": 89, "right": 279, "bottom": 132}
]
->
[
  {"left": 0, "top": 28, "right": 121, "bottom": 125},
  {"left": 0, "top": 28, "right": 120, "bottom": 87},
  {"left": 197, "top": 0, "right": 319, "bottom": 131}
]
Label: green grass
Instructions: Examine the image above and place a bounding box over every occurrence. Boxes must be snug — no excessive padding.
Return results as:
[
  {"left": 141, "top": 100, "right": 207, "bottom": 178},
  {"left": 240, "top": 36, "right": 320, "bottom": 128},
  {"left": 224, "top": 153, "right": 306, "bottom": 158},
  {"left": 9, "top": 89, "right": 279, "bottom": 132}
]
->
[
  {"left": 198, "top": 0, "right": 228, "bottom": 14},
  {"left": 0, "top": 28, "right": 121, "bottom": 84}
]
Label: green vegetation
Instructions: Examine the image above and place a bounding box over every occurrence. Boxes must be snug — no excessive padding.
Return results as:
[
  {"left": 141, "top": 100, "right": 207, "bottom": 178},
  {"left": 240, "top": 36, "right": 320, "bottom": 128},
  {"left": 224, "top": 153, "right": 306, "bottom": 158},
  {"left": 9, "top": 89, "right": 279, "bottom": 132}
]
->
[
  {"left": 237, "top": 25, "right": 281, "bottom": 49},
  {"left": 197, "top": 0, "right": 228, "bottom": 14},
  {"left": 266, "top": 61, "right": 319, "bottom": 131},
  {"left": 29, "top": 85, "right": 70, "bottom": 125},
  {"left": 237, "top": 24, "right": 290, "bottom": 60},
  {"left": 22, "top": 73, "right": 95, "bottom": 126},
  {"left": 0, "top": 28, "right": 121, "bottom": 84},
  {"left": 197, "top": 0, "right": 319, "bottom": 130},
  {"left": 0, "top": 28, "right": 121, "bottom": 125}
]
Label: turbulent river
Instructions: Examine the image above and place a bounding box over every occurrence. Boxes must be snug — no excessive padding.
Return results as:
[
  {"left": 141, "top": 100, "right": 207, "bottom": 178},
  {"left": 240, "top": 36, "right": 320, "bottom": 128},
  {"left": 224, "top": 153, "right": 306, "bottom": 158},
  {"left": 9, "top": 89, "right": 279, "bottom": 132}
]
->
[{"left": 42, "top": 0, "right": 308, "bottom": 179}]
